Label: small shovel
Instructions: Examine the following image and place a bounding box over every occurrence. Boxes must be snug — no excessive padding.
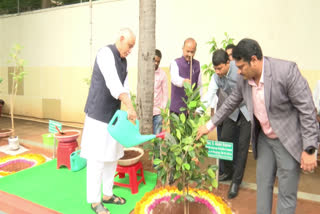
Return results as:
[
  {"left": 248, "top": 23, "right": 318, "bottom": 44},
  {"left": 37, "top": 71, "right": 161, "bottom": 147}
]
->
[{"left": 55, "top": 126, "right": 64, "bottom": 135}]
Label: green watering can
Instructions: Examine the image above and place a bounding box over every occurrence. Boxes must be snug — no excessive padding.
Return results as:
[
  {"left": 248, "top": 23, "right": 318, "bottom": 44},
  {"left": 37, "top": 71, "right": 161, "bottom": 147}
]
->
[
  {"left": 70, "top": 150, "right": 87, "bottom": 172},
  {"left": 107, "top": 110, "right": 165, "bottom": 148}
]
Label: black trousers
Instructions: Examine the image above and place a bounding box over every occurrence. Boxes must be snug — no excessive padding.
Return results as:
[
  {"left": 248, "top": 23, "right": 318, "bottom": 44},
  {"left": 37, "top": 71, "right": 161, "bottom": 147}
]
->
[{"left": 220, "top": 112, "right": 251, "bottom": 184}]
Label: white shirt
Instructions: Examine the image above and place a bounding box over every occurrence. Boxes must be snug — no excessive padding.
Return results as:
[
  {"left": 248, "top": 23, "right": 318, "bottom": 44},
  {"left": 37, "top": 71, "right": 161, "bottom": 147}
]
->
[
  {"left": 80, "top": 46, "right": 130, "bottom": 162},
  {"left": 97, "top": 47, "right": 130, "bottom": 99}
]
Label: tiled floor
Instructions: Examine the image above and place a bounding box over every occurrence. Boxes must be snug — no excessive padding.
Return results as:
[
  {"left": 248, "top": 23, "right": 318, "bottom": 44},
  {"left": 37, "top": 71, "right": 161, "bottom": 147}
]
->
[{"left": 0, "top": 116, "right": 319, "bottom": 213}]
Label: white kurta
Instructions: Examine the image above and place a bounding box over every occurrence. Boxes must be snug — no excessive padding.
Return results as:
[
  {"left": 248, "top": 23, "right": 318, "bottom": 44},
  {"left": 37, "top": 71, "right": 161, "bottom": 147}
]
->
[{"left": 80, "top": 46, "right": 130, "bottom": 162}]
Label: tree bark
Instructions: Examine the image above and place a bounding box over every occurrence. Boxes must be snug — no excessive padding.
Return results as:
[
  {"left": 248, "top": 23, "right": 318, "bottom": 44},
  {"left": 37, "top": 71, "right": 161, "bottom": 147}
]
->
[
  {"left": 41, "top": 0, "right": 51, "bottom": 9},
  {"left": 137, "top": 0, "right": 156, "bottom": 134}
]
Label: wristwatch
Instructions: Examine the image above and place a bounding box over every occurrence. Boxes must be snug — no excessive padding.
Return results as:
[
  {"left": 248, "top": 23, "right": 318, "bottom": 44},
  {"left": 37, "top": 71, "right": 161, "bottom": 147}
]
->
[{"left": 304, "top": 146, "right": 316, "bottom": 155}]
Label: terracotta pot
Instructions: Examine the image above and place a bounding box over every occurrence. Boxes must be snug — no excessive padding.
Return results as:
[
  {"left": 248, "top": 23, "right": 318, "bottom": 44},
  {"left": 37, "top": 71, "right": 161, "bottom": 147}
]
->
[
  {"left": 0, "top": 129, "right": 13, "bottom": 138},
  {"left": 54, "top": 130, "right": 80, "bottom": 143},
  {"left": 118, "top": 147, "right": 144, "bottom": 166}
]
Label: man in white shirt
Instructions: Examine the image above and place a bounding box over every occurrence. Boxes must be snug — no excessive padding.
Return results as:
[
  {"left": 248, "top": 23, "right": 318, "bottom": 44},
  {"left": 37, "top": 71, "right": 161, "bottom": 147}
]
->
[{"left": 81, "top": 28, "right": 137, "bottom": 214}]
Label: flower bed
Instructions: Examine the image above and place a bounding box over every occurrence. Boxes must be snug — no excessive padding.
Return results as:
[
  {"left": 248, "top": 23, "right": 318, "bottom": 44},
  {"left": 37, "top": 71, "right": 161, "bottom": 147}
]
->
[
  {"left": 135, "top": 186, "right": 232, "bottom": 214},
  {"left": 0, "top": 154, "right": 46, "bottom": 176}
]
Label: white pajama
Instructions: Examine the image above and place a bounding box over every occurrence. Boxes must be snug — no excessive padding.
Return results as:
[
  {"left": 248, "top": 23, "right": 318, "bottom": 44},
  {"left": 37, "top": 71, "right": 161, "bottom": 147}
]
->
[
  {"left": 86, "top": 159, "right": 118, "bottom": 203},
  {"left": 80, "top": 116, "right": 124, "bottom": 203}
]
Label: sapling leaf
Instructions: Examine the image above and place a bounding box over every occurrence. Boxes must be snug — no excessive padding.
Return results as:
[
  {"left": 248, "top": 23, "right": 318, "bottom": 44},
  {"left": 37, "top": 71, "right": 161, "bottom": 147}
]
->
[
  {"left": 153, "top": 159, "right": 162, "bottom": 165},
  {"left": 179, "top": 113, "right": 186, "bottom": 124},
  {"left": 185, "top": 194, "right": 195, "bottom": 202},
  {"left": 187, "top": 101, "right": 197, "bottom": 109},
  {"left": 183, "top": 163, "right": 190, "bottom": 170},
  {"left": 179, "top": 107, "right": 186, "bottom": 112},
  {"left": 208, "top": 168, "right": 215, "bottom": 179},
  {"left": 212, "top": 179, "right": 218, "bottom": 188},
  {"left": 176, "top": 129, "right": 181, "bottom": 140},
  {"left": 174, "top": 171, "right": 181, "bottom": 179},
  {"left": 176, "top": 157, "right": 182, "bottom": 165}
]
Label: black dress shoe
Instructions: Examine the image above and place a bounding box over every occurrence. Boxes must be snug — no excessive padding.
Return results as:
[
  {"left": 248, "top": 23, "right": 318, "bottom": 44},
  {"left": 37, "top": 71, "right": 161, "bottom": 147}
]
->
[
  {"left": 228, "top": 182, "right": 239, "bottom": 199},
  {"left": 218, "top": 173, "right": 232, "bottom": 181}
]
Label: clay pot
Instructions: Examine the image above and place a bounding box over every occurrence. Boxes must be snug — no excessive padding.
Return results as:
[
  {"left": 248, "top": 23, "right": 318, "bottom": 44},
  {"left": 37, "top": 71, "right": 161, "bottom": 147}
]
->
[
  {"left": 0, "top": 129, "right": 13, "bottom": 138},
  {"left": 118, "top": 147, "right": 144, "bottom": 166},
  {"left": 54, "top": 130, "right": 81, "bottom": 143}
]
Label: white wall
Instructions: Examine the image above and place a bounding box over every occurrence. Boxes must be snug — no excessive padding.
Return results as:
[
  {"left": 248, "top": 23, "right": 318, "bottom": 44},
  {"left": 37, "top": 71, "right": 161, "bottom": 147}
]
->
[
  {"left": 0, "top": 0, "right": 319, "bottom": 123},
  {"left": 156, "top": 0, "right": 320, "bottom": 70}
]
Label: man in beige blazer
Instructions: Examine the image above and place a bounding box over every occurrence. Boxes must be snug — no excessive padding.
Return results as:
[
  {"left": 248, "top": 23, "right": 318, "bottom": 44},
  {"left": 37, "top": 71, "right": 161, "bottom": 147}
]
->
[{"left": 197, "top": 38, "right": 318, "bottom": 214}]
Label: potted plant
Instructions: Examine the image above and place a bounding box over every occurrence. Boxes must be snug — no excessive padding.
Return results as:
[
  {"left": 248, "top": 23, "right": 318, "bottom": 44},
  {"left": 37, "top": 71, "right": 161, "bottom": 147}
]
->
[
  {"left": 142, "top": 83, "right": 232, "bottom": 214},
  {"left": 7, "top": 44, "right": 28, "bottom": 150}
]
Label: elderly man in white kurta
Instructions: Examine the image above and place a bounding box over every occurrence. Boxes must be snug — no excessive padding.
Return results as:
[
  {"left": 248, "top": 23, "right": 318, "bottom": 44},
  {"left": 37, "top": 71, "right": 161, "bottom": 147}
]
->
[{"left": 81, "top": 28, "right": 137, "bottom": 214}]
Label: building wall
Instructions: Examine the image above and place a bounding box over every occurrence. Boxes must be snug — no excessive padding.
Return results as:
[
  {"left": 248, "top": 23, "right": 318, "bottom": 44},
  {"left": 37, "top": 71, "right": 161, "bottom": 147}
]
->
[{"left": 0, "top": 0, "right": 319, "bottom": 123}]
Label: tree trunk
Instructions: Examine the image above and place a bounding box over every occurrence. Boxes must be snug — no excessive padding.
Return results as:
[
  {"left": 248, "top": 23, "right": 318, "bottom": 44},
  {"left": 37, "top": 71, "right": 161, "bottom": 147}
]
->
[
  {"left": 137, "top": 0, "right": 156, "bottom": 134},
  {"left": 41, "top": 0, "right": 51, "bottom": 9}
]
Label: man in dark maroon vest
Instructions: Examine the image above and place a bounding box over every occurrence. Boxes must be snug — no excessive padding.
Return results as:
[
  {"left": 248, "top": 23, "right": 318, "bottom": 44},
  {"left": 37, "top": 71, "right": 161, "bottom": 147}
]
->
[
  {"left": 168, "top": 38, "right": 202, "bottom": 185},
  {"left": 170, "top": 38, "right": 202, "bottom": 115}
]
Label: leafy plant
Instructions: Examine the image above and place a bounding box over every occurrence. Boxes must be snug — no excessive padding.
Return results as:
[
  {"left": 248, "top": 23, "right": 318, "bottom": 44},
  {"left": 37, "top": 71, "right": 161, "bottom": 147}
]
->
[
  {"left": 8, "top": 44, "right": 27, "bottom": 136},
  {"left": 144, "top": 83, "right": 218, "bottom": 214},
  {"left": 202, "top": 32, "right": 235, "bottom": 79}
]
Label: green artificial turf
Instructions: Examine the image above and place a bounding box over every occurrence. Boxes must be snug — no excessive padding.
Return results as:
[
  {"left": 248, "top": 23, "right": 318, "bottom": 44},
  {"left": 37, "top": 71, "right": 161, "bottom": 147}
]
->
[{"left": 0, "top": 159, "right": 157, "bottom": 214}]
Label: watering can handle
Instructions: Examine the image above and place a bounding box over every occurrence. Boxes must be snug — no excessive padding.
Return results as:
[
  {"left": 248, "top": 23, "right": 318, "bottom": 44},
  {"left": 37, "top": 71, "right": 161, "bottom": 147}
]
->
[
  {"left": 71, "top": 150, "right": 81, "bottom": 157},
  {"left": 109, "top": 110, "right": 139, "bottom": 128},
  {"left": 109, "top": 110, "right": 124, "bottom": 126}
]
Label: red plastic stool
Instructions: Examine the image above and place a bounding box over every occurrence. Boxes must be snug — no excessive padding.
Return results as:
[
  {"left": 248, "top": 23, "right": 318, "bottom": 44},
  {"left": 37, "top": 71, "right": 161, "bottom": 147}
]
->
[
  {"left": 114, "top": 161, "right": 146, "bottom": 194},
  {"left": 57, "top": 141, "right": 78, "bottom": 170}
]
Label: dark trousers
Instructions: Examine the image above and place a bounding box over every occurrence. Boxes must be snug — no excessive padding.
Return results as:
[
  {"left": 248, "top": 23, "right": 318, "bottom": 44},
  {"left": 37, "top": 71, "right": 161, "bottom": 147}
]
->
[{"left": 220, "top": 112, "right": 251, "bottom": 184}]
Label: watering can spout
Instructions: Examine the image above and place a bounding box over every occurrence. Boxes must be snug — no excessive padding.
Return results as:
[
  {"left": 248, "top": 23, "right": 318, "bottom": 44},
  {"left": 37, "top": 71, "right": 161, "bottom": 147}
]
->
[
  {"left": 107, "top": 110, "right": 165, "bottom": 148},
  {"left": 156, "top": 131, "right": 166, "bottom": 140}
]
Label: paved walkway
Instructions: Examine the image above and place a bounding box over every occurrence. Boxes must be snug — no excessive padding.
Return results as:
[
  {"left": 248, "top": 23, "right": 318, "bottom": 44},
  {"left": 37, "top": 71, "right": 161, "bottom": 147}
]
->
[{"left": 0, "top": 116, "right": 319, "bottom": 213}]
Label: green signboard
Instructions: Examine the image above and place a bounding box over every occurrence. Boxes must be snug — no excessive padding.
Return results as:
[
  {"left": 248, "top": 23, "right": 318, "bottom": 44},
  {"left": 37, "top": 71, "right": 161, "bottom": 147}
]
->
[
  {"left": 206, "top": 140, "right": 233, "bottom": 161},
  {"left": 49, "top": 120, "right": 62, "bottom": 134}
]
